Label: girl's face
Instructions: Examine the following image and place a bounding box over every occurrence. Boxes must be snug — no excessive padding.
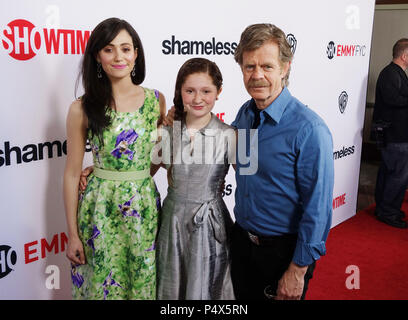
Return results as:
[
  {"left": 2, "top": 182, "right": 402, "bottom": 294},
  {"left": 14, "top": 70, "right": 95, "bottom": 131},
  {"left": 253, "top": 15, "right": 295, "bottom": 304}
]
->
[
  {"left": 96, "top": 29, "right": 137, "bottom": 81},
  {"left": 181, "top": 72, "right": 221, "bottom": 120}
]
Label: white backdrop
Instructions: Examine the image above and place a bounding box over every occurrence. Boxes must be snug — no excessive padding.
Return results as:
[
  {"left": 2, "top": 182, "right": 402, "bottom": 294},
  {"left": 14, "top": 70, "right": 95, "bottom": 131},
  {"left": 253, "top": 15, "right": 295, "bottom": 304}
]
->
[{"left": 0, "top": 0, "right": 375, "bottom": 299}]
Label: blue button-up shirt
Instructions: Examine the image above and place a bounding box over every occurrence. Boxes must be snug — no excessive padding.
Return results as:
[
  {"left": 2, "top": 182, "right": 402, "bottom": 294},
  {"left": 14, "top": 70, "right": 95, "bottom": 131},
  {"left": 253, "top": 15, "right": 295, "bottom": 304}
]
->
[{"left": 231, "top": 87, "right": 334, "bottom": 266}]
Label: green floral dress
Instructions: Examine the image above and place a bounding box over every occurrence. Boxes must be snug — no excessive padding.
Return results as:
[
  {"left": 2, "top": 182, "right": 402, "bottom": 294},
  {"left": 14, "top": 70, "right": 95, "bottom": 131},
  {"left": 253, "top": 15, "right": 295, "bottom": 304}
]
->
[{"left": 71, "top": 87, "right": 161, "bottom": 300}]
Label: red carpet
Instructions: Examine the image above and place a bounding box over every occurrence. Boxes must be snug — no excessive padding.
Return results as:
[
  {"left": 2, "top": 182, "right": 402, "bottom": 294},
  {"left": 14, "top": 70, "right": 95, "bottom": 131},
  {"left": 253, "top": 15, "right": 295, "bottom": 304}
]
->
[{"left": 307, "top": 195, "right": 408, "bottom": 300}]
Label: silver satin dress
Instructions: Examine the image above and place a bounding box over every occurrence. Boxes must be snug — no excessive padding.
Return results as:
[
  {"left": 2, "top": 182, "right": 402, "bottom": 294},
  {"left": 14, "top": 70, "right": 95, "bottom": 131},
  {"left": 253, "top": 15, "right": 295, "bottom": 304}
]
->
[{"left": 156, "top": 114, "right": 235, "bottom": 300}]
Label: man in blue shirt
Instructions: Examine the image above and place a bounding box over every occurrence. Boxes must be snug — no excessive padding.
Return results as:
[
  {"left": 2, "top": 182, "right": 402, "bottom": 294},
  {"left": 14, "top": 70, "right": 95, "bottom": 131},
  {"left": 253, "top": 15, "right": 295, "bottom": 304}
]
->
[{"left": 230, "top": 23, "right": 334, "bottom": 300}]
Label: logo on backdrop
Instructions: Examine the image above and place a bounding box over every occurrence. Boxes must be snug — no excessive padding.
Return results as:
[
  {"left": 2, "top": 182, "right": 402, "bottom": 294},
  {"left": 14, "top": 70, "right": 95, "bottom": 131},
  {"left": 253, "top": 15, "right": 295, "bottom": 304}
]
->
[
  {"left": 338, "top": 91, "right": 348, "bottom": 114},
  {"left": 0, "top": 19, "right": 91, "bottom": 61},
  {"left": 215, "top": 112, "right": 226, "bottom": 123},
  {"left": 0, "top": 139, "right": 91, "bottom": 168},
  {"left": 333, "top": 193, "right": 347, "bottom": 210},
  {"left": 24, "top": 232, "right": 68, "bottom": 264},
  {"left": 0, "top": 140, "right": 67, "bottom": 167},
  {"left": 0, "top": 233, "right": 68, "bottom": 280},
  {"left": 326, "top": 41, "right": 366, "bottom": 59},
  {"left": 0, "top": 245, "right": 17, "bottom": 279},
  {"left": 333, "top": 145, "right": 355, "bottom": 160},
  {"left": 222, "top": 184, "right": 233, "bottom": 197},
  {"left": 327, "top": 41, "right": 336, "bottom": 59},
  {"left": 286, "top": 34, "right": 297, "bottom": 54},
  {"left": 162, "top": 35, "right": 238, "bottom": 55}
]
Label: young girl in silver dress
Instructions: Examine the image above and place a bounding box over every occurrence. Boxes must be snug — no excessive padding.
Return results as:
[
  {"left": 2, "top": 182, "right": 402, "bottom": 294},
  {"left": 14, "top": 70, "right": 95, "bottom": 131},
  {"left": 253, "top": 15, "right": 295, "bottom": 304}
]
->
[{"left": 155, "top": 58, "right": 235, "bottom": 300}]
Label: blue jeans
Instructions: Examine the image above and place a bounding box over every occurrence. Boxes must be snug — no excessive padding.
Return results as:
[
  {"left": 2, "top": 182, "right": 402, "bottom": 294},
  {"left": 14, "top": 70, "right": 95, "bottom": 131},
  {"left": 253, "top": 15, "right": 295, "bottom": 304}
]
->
[{"left": 375, "top": 143, "right": 408, "bottom": 217}]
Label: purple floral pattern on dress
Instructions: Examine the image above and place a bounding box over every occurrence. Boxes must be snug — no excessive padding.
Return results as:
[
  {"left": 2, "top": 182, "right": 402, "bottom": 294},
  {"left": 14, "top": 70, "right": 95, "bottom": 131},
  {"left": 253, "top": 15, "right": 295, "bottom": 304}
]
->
[
  {"left": 71, "top": 265, "right": 84, "bottom": 288},
  {"left": 145, "top": 242, "right": 155, "bottom": 252},
  {"left": 86, "top": 225, "right": 101, "bottom": 255},
  {"left": 92, "top": 144, "right": 101, "bottom": 164},
  {"left": 156, "top": 196, "right": 161, "bottom": 211},
  {"left": 118, "top": 195, "right": 140, "bottom": 218},
  {"left": 110, "top": 129, "right": 138, "bottom": 160},
  {"left": 103, "top": 271, "right": 123, "bottom": 300},
  {"left": 154, "top": 89, "right": 160, "bottom": 100}
]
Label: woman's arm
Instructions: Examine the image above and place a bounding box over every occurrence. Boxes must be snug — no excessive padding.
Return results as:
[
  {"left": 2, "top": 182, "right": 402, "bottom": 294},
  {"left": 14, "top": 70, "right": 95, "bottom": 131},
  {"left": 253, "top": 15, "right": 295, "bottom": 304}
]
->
[{"left": 63, "top": 100, "right": 88, "bottom": 265}]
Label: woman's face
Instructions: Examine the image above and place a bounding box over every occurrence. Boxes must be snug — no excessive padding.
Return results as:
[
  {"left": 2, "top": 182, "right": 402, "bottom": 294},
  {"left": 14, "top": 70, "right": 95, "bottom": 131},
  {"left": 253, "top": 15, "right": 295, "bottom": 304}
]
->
[
  {"left": 181, "top": 72, "right": 221, "bottom": 120},
  {"left": 96, "top": 29, "right": 137, "bottom": 81}
]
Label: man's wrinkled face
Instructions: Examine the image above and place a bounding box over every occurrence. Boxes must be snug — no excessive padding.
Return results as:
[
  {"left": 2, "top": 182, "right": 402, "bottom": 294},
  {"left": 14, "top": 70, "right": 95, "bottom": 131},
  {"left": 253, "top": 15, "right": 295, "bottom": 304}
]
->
[{"left": 241, "top": 41, "right": 289, "bottom": 109}]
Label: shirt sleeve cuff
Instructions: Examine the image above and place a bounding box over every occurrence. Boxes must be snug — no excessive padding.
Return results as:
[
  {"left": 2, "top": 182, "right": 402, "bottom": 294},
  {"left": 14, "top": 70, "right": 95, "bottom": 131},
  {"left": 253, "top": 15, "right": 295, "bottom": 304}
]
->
[{"left": 292, "top": 240, "right": 327, "bottom": 266}]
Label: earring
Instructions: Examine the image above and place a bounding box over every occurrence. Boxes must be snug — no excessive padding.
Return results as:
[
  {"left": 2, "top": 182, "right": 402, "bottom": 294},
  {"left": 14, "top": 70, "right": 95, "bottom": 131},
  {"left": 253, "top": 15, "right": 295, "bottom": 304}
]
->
[
  {"left": 131, "top": 65, "right": 136, "bottom": 77},
  {"left": 97, "top": 63, "right": 102, "bottom": 79}
]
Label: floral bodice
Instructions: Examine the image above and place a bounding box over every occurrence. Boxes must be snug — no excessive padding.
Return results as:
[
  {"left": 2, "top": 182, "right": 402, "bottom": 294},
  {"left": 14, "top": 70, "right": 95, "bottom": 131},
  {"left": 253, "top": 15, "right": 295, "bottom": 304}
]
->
[{"left": 89, "top": 87, "right": 160, "bottom": 172}]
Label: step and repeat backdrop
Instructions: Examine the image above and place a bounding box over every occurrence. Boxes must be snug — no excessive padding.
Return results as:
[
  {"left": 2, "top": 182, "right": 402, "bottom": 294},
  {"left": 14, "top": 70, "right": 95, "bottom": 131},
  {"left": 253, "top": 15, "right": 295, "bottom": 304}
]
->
[{"left": 0, "top": 0, "right": 375, "bottom": 299}]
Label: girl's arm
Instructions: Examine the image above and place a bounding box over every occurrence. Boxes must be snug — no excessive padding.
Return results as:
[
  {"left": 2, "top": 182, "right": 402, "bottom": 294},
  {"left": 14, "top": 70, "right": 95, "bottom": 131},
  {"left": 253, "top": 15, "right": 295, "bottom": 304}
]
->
[
  {"left": 63, "top": 100, "right": 88, "bottom": 265},
  {"left": 151, "top": 91, "right": 167, "bottom": 176}
]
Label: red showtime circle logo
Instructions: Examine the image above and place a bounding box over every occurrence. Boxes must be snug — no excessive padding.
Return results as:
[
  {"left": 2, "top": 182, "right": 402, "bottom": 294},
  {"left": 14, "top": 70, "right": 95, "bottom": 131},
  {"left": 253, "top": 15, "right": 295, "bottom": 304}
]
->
[
  {"left": 2, "top": 19, "right": 42, "bottom": 61},
  {"left": 1, "top": 19, "right": 91, "bottom": 61}
]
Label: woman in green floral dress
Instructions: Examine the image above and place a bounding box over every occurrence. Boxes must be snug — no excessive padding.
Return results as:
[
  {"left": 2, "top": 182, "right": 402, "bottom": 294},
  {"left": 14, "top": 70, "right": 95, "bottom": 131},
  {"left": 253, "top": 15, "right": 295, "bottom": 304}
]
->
[{"left": 63, "top": 18, "right": 165, "bottom": 300}]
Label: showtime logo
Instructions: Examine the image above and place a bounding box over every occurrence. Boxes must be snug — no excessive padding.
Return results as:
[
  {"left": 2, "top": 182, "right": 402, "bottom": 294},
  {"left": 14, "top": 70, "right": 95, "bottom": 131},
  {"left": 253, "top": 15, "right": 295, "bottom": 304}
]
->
[
  {"left": 0, "top": 245, "right": 17, "bottom": 279},
  {"left": 1, "top": 19, "right": 91, "bottom": 61},
  {"left": 326, "top": 41, "right": 366, "bottom": 60},
  {"left": 333, "top": 193, "right": 346, "bottom": 210}
]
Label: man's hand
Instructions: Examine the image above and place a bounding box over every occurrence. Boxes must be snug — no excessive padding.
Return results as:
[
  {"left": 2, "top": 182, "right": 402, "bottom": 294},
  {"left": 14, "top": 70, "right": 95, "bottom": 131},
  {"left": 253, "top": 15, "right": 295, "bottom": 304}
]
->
[
  {"left": 79, "top": 166, "right": 94, "bottom": 191},
  {"left": 162, "top": 106, "right": 176, "bottom": 127},
  {"left": 276, "top": 262, "right": 308, "bottom": 300}
]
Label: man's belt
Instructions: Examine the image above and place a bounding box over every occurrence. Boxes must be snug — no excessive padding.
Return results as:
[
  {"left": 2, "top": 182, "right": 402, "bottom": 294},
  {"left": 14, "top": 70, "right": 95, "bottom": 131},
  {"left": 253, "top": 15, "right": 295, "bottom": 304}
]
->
[{"left": 237, "top": 224, "right": 297, "bottom": 246}]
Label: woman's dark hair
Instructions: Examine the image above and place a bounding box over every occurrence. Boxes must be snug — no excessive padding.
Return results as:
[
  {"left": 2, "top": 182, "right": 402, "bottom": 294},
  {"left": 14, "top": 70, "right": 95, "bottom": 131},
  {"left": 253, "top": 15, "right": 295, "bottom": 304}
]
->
[
  {"left": 77, "top": 17, "right": 145, "bottom": 145},
  {"left": 173, "top": 58, "right": 223, "bottom": 120}
]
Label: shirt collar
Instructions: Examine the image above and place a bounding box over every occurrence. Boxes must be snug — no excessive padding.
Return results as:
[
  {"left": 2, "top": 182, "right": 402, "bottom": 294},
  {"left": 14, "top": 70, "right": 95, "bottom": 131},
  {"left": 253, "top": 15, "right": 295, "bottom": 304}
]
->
[
  {"left": 391, "top": 61, "right": 408, "bottom": 76},
  {"left": 198, "top": 113, "right": 218, "bottom": 136},
  {"left": 181, "top": 112, "right": 218, "bottom": 142},
  {"left": 250, "top": 87, "right": 292, "bottom": 124}
]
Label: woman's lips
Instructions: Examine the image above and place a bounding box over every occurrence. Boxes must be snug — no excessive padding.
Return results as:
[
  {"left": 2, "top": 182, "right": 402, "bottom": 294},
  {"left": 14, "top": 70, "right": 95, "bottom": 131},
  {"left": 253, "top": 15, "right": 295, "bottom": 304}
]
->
[{"left": 112, "top": 65, "right": 127, "bottom": 69}]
